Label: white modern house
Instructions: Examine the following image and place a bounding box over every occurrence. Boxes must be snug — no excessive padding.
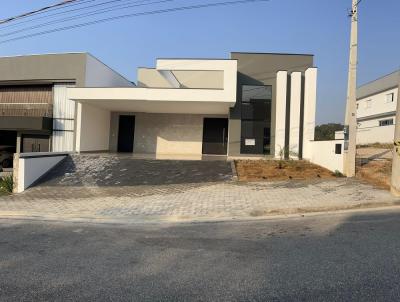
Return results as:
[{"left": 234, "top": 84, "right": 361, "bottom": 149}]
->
[
  {"left": 1, "top": 51, "right": 346, "bottom": 192},
  {"left": 355, "top": 70, "right": 399, "bottom": 145},
  {"left": 68, "top": 52, "right": 321, "bottom": 161}
]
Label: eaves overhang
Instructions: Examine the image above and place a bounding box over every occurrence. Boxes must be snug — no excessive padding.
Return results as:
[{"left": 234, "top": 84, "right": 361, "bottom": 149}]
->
[{"left": 68, "top": 87, "right": 236, "bottom": 115}]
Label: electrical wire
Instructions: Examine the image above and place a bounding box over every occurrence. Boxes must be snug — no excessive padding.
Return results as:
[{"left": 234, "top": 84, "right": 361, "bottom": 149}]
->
[
  {"left": 0, "top": 0, "right": 140, "bottom": 30},
  {"left": 0, "top": 0, "right": 176, "bottom": 38},
  {"left": 0, "top": 0, "right": 269, "bottom": 45},
  {"left": 0, "top": 0, "right": 84, "bottom": 24}
]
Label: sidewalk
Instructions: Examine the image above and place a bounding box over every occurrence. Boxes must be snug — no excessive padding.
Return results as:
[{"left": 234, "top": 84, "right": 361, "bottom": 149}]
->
[{"left": 0, "top": 178, "right": 398, "bottom": 224}]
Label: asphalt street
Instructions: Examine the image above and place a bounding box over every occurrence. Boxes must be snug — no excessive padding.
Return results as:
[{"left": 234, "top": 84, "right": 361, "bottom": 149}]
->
[{"left": 1, "top": 208, "right": 400, "bottom": 301}]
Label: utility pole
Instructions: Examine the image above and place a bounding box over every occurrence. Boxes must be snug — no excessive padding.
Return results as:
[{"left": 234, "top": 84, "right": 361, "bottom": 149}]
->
[
  {"left": 343, "top": 0, "right": 359, "bottom": 177},
  {"left": 391, "top": 80, "right": 400, "bottom": 196}
]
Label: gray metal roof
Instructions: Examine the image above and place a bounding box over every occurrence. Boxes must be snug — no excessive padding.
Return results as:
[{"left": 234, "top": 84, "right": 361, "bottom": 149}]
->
[{"left": 357, "top": 69, "right": 400, "bottom": 100}]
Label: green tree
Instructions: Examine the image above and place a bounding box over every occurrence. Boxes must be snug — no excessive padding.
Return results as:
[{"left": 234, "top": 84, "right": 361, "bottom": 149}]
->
[{"left": 314, "top": 123, "right": 343, "bottom": 141}]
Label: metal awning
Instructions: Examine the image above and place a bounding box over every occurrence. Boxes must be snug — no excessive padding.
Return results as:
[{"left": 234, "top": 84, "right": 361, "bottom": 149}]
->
[{"left": 0, "top": 116, "right": 52, "bottom": 131}]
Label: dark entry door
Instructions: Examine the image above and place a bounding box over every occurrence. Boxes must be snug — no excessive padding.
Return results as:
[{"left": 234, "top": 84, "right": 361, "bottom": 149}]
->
[
  {"left": 117, "top": 115, "right": 135, "bottom": 152},
  {"left": 202, "top": 118, "right": 228, "bottom": 155}
]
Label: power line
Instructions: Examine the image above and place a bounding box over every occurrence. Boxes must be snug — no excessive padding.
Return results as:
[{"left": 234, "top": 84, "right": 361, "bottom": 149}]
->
[
  {"left": 0, "top": 0, "right": 269, "bottom": 45},
  {"left": 0, "top": 0, "right": 175, "bottom": 38},
  {"left": 0, "top": 0, "right": 83, "bottom": 25},
  {"left": 0, "top": 0, "right": 133, "bottom": 30}
]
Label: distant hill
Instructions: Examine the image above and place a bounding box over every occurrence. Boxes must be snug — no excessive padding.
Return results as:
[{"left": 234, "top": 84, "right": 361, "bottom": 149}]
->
[{"left": 314, "top": 123, "right": 343, "bottom": 141}]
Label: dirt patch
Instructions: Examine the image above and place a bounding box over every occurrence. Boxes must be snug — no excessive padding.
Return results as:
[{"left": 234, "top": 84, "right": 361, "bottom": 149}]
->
[
  {"left": 357, "top": 143, "right": 393, "bottom": 149},
  {"left": 235, "top": 160, "right": 338, "bottom": 182},
  {"left": 357, "top": 160, "right": 392, "bottom": 190}
]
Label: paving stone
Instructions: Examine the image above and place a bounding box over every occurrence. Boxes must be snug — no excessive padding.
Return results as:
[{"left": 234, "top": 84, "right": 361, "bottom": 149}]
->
[{"left": 0, "top": 155, "right": 398, "bottom": 222}]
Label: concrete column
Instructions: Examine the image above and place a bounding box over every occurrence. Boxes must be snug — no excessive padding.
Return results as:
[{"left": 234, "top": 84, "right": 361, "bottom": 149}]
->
[
  {"left": 12, "top": 153, "right": 20, "bottom": 193},
  {"left": 75, "top": 102, "right": 82, "bottom": 153},
  {"left": 16, "top": 132, "right": 22, "bottom": 153},
  {"left": 302, "top": 68, "right": 318, "bottom": 160},
  {"left": 289, "top": 72, "right": 302, "bottom": 158},
  {"left": 274, "top": 71, "right": 288, "bottom": 158},
  {"left": 391, "top": 81, "right": 400, "bottom": 196}
]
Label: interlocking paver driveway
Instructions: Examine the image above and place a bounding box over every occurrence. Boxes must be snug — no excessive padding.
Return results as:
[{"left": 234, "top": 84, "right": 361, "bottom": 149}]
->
[{"left": 0, "top": 155, "right": 398, "bottom": 223}]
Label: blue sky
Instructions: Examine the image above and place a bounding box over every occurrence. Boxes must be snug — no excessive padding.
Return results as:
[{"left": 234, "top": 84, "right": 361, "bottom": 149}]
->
[{"left": 0, "top": 0, "right": 399, "bottom": 124}]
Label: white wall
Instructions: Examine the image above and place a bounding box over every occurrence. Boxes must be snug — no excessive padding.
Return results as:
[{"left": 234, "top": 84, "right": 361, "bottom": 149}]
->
[
  {"left": 85, "top": 54, "right": 134, "bottom": 87},
  {"left": 308, "top": 140, "right": 344, "bottom": 173},
  {"left": 335, "top": 130, "right": 344, "bottom": 140},
  {"left": 302, "top": 68, "right": 318, "bottom": 159},
  {"left": 15, "top": 153, "right": 67, "bottom": 193},
  {"left": 274, "top": 71, "right": 287, "bottom": 158},
  {"left": 289, "top": 72, "right": 302, "bottom": 157},
  {"left": 357, "top": 87, "right": 398, "bottom": 119},
  {"left": 356, "top": 87, "right": 397, "bottom": 144},
  {"left": 76, "top": 103, "right": 110, "bottom": 152},
  {"left": 357, "top": 118, "right": 396, "bottom": 144}
]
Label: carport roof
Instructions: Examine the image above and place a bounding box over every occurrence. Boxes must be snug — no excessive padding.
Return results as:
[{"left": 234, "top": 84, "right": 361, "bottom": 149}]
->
[{"left": 68, "top": 86, "right": 236, "bottom": 115}]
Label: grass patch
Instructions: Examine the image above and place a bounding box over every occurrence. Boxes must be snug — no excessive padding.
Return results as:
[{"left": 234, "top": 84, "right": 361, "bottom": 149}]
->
[
  {"left": 235, "top": 160, "right": 337, "bottom": 182},
  {"left": 0, "top": 175, "right": 13, "bottom": 195}
]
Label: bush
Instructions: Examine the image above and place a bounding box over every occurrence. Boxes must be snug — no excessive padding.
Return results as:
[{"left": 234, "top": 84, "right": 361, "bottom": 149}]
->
[
  {"left": 333, "top": 170, "right": 344, "bottom": 177},
  {"left": 315, "top": 123, "right": 344, "bottom": 141},
  {"left": 0, "top": 175, "right": 13, "bottom": 194}
]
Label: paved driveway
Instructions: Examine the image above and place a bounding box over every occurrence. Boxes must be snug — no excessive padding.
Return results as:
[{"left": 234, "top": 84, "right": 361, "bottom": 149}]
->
[{"left": 0, "top": 154, "right": 398, "bottom": 223}]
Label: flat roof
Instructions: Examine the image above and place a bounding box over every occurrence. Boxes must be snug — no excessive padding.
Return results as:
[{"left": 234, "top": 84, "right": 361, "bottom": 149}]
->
[{"left": 231, "top": 51, "right": 314, "bottom": 56}]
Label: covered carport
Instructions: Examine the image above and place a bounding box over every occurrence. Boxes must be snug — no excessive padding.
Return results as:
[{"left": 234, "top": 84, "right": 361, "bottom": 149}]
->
[{"left": 69, "top": 87, "right": 235, "bottom": 158}]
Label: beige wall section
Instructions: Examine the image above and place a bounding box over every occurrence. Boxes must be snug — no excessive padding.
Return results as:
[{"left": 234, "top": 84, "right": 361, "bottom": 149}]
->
[
  {"left": 0, "top": 53, "right": 87, "bottom": 86},
  {"left": 137, "top": 68, "right": 172, "bottom": 88},
  {"left": 76, "top": 103, "right": 110, "bottom": 152},
  {"left": 172, "top": 70, "right": 223, "bottom": 89},
  {"left": 134, "top": 113, "right": 203, "bottom": 155},
  {"left": 138, "top": 69, "right": 224, "bottom": 90},
  {"left": 109, "top": 112, "right": 227, "bottom": 155}
]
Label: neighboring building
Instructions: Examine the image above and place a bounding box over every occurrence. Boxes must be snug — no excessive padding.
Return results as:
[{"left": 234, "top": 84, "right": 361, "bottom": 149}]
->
[
  {"left": 356, "top": 70, "right": 399, "bottom": 145},
  {"left": 0, "top": 53, "right": 133, "bottom": 155},
  {"left": 68, "top": 52, "right": 318, "bottom": 160}
]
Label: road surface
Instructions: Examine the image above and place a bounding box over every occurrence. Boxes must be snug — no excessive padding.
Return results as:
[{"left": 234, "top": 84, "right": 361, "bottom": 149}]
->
[{"left": 1, "top": 209, "right": 400, "bottom": 301}]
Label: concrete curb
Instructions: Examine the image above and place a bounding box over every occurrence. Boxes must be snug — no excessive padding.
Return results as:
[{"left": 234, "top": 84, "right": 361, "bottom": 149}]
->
[{"left": 1, "top": 201, "right": 400, "bottom": 226}]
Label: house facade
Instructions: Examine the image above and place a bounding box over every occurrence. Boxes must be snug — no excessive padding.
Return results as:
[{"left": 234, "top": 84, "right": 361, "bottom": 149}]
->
[
  {"left": 68, "top": 52, "right": 318, "bottom": 160},
  {"left": 0, "top": 53, "right": 133, "bottom": 156},
  {"left": 356, "top": 70, "right": 399, "bottom": 145}
]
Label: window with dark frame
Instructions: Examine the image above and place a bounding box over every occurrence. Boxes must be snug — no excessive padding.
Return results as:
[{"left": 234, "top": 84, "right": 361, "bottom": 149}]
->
[
  {"left": 335, "top": 144, "right": 342, "bottom": 155},
  {"left": 386, "top": 93, "right": 394, "bottom": 103},
  {"left": 379, "top": 119, "right": 394, "bottom": 127}
]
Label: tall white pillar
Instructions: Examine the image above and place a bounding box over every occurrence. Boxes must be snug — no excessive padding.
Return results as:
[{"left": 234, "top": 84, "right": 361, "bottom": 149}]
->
[
  {"left": 275, "top": 71, "right": 288, "bottom": 158},
  {"left": 75, "top": 102, "right": 82, "bottom": 153},
  {"left": 289, "top": 72, "right": 302, "bottom": 158},
  {"left": 302, "top": 68, "right": 318, "bottom": 160}
]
